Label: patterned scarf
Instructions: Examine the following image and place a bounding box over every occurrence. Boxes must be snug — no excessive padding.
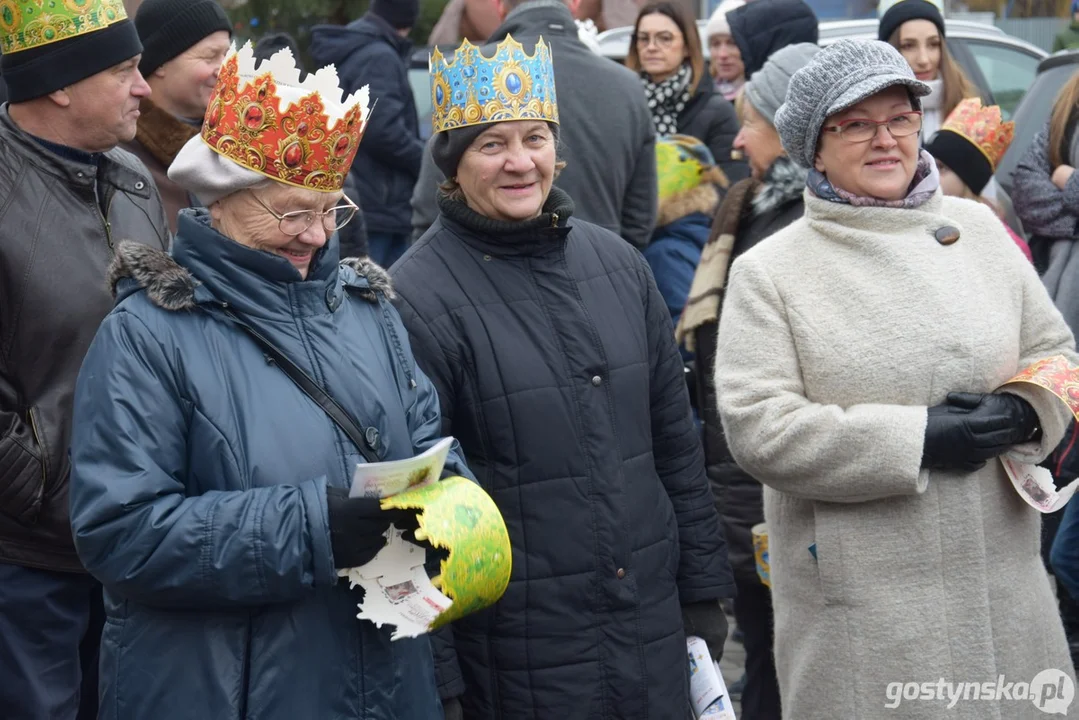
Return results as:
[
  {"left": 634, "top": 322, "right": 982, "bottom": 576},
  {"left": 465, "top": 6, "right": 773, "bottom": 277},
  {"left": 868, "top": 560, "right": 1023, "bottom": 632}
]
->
[
  {"left": 806, "top": 150, "right": 940, "bottom": 209},
  {"left": 642, "top": 63, "right": 692, "bottom": 136}
]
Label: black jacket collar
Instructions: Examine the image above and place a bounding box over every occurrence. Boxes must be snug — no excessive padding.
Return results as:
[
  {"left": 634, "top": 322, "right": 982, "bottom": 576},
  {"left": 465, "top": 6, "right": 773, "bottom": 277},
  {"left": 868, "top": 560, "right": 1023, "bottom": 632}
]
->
[{"left": 436, "top": 186, "right": 575, "bottom": 257}]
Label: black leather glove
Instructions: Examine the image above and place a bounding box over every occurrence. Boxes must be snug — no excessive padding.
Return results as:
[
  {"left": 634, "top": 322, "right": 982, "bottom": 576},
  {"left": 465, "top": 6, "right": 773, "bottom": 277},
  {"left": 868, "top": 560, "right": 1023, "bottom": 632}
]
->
[
  {"left": 442, "top": 696, "right": 463, "bottom": 720},
  {"left": 326, "top": 487, "right": 417, "bottom": 569},
  {"left": 947, "top": 392, "right": 1041, "bottom": 444},
  {"left": 681, "top": 601, "right": 728, "bottom": 663},
  {"left": 921, "top": 393, "right": 1040, "bottom": 472}
]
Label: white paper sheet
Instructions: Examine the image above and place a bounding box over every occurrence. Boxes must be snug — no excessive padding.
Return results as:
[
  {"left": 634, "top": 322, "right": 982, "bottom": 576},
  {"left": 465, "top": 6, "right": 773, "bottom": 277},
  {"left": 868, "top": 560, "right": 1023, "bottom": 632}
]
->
[
  {"left": 349, "top": 437, "right": 453, "bottom": 499},
  {"left": 1001, "top": 457, "right": 1079, "bottom": 514},
  {"left": 338, "top": 525, "right": 454, "bottom": 640},
  {"left": 687, "top": 636, "right": 738, "bottom": 719}
]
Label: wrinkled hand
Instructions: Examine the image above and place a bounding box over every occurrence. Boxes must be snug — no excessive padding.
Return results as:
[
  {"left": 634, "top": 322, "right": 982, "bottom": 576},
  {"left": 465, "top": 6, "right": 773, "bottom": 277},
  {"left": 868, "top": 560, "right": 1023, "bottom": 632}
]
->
[
  {"left": 325, "top": 487, "right": 421, "bottom": 569},
  {"left": 921, "top": 393, "right": 1039, "bottom": 472},
  {"left": 681, "top": 601, "right": 728, "bottom": 663},
  {"left": 1053, "top": 164, "right": 1076, "bottom": 189},
  {"left": 442, "top": 696, "right": 463, "bottom": 720}
]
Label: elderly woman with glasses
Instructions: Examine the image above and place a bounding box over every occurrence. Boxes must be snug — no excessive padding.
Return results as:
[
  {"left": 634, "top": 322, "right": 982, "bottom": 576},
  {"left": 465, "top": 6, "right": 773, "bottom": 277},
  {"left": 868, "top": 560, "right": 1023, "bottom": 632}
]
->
[
  {"left": 64, "top": 44, "right": 469, "bottom": 719},
  {"left": 714, "top": 40, "right": 1077, "bottom": 719}
]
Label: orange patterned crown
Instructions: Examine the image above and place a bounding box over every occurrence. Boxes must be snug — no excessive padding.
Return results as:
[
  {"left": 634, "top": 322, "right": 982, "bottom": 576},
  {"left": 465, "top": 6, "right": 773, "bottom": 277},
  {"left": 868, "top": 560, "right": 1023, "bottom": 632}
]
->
[
  {"left": 940, "top": 98, "right": 1015, "bottom": 171},
  {"left": 201, "top": 42, "right": 371, "bottom": 193}
]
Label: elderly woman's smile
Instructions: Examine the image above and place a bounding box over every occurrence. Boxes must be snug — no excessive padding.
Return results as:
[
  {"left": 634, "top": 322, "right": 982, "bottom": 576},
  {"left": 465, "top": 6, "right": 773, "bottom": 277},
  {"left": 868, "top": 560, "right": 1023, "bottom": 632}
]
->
[
  {"left": 209, "top": 183, "right": 352, "bottom": 279},
  {"left": 456, "top": 120, "right": 557, "bottom": 223}
]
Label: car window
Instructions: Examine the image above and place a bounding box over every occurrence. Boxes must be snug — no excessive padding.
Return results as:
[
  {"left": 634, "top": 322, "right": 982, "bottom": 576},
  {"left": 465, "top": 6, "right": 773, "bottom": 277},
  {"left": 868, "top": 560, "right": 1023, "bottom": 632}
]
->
[
  {"left": 964, "top": 41, "right": 1041, "bottom": 120},
  {"left": 409, "top": 67, "right": 433, "bottom": 141}
]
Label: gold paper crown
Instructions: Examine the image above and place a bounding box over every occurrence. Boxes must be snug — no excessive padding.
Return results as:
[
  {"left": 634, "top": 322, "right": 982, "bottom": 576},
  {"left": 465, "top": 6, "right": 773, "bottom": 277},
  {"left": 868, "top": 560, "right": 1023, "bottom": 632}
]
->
[
  {"left": 0, "top": 0, "right": 128, "bottom": 54},
  {"left": 429, "top": 35, "right": 558, "bottom": 134},
  {"left": 940, "top": 98, "right": 1015, "bottom": 171},
  {"left": 202, "top": 42, "right": 371, "bottom": 193}
]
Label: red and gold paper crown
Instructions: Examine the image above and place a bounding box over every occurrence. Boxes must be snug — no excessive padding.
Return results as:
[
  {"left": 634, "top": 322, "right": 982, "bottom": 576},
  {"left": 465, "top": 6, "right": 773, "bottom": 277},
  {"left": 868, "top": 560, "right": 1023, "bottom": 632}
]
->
[
  {"left": 940, "top": 98, "right": 1015, "bottom": 172},
  {"left": 201, "top": 42, "right": 370, "bottom": 192}
]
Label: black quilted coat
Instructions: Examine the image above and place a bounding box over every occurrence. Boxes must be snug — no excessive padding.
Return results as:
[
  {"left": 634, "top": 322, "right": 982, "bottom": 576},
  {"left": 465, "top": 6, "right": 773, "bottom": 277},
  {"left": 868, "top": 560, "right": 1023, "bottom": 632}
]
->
[{"left": 390, "top": 188, "right": 734, "bottom": 720}]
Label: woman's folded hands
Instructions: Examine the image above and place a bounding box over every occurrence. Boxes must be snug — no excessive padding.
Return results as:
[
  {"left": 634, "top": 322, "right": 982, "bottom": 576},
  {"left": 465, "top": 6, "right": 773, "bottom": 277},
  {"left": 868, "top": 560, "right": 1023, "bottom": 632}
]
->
[{"left": 921, "top": 392, "right": 1040, "bottom": 473}]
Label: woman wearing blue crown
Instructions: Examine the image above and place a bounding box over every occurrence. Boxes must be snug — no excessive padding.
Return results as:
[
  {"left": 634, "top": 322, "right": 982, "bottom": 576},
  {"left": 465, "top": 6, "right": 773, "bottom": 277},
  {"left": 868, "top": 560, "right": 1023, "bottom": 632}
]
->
[{"left": 391, "top": 34, "right": 736, "bottom": 719}]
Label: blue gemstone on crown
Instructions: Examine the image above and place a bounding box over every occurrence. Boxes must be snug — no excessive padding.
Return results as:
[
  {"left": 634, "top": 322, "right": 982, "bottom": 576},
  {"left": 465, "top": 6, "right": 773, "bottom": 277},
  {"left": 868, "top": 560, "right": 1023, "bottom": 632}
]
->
[{"left": 429, "top": 35, "right": 559, "bottom": 134}]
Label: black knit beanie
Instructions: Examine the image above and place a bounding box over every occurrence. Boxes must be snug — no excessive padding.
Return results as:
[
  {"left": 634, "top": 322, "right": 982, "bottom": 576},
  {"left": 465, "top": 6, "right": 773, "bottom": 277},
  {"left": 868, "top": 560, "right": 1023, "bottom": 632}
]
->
[
  {"left": 135, "top": 0, "right": 232, "bottom": 76},
  {"left": 878, "top": 0, "right": 945, "bottom": 43},
  {"left": 431, "top": 122, "right": 560, "bottom": 179},
  {"left": 2, "top": 19, "right": 143, "bottom": 103},
  {"left": 372, "top": 0, "right": 420, "bottom": 30},
  {"left": 924, "top": 129, "right": 992, "bottom": 195}
]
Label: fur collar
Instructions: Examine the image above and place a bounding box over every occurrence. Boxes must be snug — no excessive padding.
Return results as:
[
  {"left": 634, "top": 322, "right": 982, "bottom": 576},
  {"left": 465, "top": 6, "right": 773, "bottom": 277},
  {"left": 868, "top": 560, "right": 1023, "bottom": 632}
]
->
[
  {"left": 658, "top": 183, "right": 721, "bottom": 228},
  {"left": 133, "top": 98, "right": 199, "bottom": 168},
  {"left": 106, "top": 240, "right": 393, "bottom": 311},
  {"left": 751, "top": 156, "right": 807, "bottom": 218}
]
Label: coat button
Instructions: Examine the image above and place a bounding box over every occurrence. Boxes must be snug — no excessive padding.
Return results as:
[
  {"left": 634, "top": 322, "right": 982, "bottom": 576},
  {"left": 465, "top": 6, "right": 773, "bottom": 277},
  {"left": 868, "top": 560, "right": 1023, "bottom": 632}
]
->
[
  {"left": 365, "top": 426, "right": 380, "bottom": 450},
  {"left": 616, "top": 568, "right": 626, "bottom": 579},
  {"left": 935, "top": 226, "right": 960, "bottom": 245},
  {"left": 326, "top": 286, "right": 340, "bottom": 311},
  {"left": 591, "top": 375, "right": 602, "bottom": 386}
]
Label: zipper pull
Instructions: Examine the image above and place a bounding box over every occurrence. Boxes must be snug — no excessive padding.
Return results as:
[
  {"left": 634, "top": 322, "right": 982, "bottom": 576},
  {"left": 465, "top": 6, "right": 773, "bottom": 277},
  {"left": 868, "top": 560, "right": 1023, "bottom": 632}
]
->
[{"left": 550, "top": 213, "right": 559, "bottom": 227}]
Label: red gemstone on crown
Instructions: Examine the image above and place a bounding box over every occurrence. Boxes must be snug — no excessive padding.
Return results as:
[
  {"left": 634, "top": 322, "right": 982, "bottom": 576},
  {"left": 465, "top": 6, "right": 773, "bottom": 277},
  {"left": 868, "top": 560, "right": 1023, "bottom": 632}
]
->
[
  {"left": 333, "top": 136, "right": 351, "bottom": 157},
  {"left": 244, "top": 106, "right": 264, "bottom": 128},
  {"left": 283, "top": 142, "right": 303, "bottom": 168}
]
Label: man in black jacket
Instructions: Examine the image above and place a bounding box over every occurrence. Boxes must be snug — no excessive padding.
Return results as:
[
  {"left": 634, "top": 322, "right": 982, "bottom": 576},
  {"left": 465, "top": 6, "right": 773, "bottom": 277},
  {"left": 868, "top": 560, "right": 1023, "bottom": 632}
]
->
[
  {"left": 411, "top": 0, "right": 658, "bottom": 249},
  {"left": 309, "top": 0, "right": 422, "bottom": 268},
  {"left": 0, "top": 1, "right": 170, "bottom": 717}
]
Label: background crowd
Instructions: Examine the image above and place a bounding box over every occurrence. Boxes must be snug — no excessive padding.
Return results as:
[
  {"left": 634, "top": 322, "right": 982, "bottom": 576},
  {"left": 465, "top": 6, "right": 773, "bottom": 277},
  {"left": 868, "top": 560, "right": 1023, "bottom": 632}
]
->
[{"left": 6, "top": 0, "right": 1079, "bottom": 718}]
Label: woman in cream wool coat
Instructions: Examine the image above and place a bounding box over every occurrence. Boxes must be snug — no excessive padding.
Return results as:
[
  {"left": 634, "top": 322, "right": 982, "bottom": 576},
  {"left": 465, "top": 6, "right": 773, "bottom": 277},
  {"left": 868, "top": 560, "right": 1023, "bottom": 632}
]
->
[{"left": 715, "top": 39, "right": 1077, "bottom": 720}]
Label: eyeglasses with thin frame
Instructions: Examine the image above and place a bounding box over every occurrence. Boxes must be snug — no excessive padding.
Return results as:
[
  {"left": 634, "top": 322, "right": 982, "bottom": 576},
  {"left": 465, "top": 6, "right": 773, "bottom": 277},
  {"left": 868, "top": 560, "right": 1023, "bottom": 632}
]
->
[
  {"left": 821, "top": 111, "right": 923, "bottom": 144},
  {"left": 635, "top": 31, "right": 678, "bottom": 49},
  {"left": 251, "top": 193, "right": 359, "bottom": 236}
]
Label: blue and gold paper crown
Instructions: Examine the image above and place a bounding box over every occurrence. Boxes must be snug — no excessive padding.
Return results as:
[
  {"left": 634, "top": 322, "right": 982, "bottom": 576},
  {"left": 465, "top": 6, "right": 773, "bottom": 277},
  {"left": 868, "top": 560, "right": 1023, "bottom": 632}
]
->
[{"left": 429, "top": 35, "right": 559, "bottom": 134}]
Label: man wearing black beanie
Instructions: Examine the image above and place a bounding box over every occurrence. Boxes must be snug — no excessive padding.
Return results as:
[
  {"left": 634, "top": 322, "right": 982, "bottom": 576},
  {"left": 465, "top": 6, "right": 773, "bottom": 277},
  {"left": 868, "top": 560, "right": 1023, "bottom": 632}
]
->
[
  {"left": 309, "top": 0, "right": 422, "bottom": 268},
  {"left": 125, "top": 0, "right": 232, "bottom": 232},
  {"left": 0, "top": 1, "right": 170, "bottom": 718}
]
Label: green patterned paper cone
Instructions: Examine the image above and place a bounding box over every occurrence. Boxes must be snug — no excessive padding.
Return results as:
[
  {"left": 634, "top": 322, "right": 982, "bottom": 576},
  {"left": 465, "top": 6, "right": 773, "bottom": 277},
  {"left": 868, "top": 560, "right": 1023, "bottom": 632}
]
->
[{"left": 381, "top": 476, "right": 512, "bottom": 629}]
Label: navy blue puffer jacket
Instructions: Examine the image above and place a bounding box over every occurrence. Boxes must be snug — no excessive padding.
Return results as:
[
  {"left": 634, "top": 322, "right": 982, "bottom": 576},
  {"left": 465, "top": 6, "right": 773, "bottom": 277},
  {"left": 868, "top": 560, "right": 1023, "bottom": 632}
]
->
[{"left": 68, "top": 210, "right": 470, "bottom": 719}]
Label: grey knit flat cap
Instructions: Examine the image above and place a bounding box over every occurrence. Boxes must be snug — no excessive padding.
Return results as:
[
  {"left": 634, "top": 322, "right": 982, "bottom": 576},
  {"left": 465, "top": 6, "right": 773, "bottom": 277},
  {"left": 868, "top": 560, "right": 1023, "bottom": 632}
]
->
[
  {"left": 774, "top": 39, "right": 931, "bottom": 168},
  {"left": 744, "top": 43, "right": 821, "bottom": 126}
]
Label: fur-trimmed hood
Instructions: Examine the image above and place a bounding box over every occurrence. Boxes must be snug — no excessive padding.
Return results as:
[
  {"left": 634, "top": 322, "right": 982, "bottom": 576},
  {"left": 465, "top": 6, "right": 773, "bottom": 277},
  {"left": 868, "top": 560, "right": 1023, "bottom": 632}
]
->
[
  {"left": 658, "top": 183, "right": 722, "bottom": 228},
  {"left": 751, "top": 155, "right": 807, "bottom": 218},
  {"left": 107, "top": 240, "right": 393, "bottom": 311}
]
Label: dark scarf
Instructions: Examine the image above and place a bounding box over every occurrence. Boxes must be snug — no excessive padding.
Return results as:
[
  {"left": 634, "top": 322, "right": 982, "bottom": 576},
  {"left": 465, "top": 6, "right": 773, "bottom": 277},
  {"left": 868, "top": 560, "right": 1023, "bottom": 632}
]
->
[
  {"left": 641, "top": 63, "right": 692, "bottom": 136},
  {"left": 436, "top": 186, "right": 576, "bottom": 256},
  {"left": 134, "top": 97, "right": 199, "bottom": 167}
]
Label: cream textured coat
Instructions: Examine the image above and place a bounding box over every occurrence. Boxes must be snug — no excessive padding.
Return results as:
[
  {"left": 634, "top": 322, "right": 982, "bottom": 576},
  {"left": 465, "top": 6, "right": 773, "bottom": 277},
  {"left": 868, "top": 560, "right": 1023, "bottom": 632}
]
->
[{"left": 715, "top": 191, "right": 1077, "bottom": 720}]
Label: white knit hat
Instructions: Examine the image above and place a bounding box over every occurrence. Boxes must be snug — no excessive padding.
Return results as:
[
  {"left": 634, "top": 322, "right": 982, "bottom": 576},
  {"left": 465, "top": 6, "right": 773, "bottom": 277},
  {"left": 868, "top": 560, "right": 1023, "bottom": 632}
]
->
[
  {"left": 705, "top": 0, "right": 746, "bottom": 38},
  {"left": 168, "top": 137, "right": 266, "bottom": 206}
]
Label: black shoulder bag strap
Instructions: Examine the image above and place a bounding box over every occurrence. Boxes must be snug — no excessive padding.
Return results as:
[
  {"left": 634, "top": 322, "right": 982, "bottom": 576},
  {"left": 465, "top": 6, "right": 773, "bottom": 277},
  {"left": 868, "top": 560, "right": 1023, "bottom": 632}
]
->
[{"left": 216, "top": 308, "right": 382, "bottom": 464}]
